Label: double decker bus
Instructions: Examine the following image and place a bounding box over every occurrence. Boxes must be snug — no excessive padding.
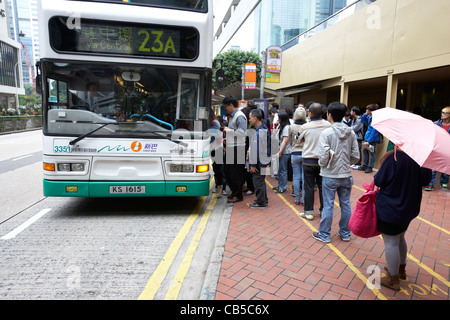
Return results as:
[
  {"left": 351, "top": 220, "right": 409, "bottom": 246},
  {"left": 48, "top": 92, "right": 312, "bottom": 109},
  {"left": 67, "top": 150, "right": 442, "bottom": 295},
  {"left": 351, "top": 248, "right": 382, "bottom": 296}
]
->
[{"left": 37, "top": 0, "right": 213, "bottom": 197}]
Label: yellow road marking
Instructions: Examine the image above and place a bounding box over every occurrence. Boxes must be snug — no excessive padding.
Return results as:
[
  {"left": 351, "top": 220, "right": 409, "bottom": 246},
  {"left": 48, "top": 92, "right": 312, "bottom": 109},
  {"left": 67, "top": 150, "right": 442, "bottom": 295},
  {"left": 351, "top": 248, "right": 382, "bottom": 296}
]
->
[
  {"left": 165, "top": 194, "right": 218, "bottom": 300},
  {"left": 138, "top": 196, "right": 206, "bottom": 300},
  {"left": 416, "top": 216, "right": 450, "bottom": 235},
  {"left": 138, "top": 178, "right": 216, "bottom": 300},
  {"left": 352, "top": 184, "right": 367, "bottom": 192},
  {"left": 266, "top": 180, "right": 388, "bottom": 300}
]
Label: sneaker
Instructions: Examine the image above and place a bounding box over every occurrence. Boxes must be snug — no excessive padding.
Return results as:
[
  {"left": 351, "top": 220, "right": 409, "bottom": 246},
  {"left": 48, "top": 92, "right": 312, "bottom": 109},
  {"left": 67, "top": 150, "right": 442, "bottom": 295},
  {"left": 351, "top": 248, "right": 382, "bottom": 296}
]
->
[
  {"left": 249, "top": 203, "right": 267, "bottom": 209},
  {"left": 364, "top": 167, "right": 373, "bottom": 173},
  {"left": 252, "top": 200, "right": 269, "bottom": 206},
  {"left": 442, "top": 184, "right": 448, "bottom": 191},
  {"left": 312, "top": 232, "right": 330, "bottom": 243},
  {"left": 300, "top": 212, "right": 314, "bottom": 220},
  {"left": 424, "top": 185, "right": 434, "bottom": 191},
  {"left": 339, "top": 232, "right": 351, "bottom": 242}
]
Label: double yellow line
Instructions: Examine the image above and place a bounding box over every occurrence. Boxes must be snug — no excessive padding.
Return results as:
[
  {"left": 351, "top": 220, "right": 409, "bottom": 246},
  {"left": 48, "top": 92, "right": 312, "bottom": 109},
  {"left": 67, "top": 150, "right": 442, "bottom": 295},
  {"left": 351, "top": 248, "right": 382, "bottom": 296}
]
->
[{"left": 138, "top": 192, "right": 218, "bottom": 300}]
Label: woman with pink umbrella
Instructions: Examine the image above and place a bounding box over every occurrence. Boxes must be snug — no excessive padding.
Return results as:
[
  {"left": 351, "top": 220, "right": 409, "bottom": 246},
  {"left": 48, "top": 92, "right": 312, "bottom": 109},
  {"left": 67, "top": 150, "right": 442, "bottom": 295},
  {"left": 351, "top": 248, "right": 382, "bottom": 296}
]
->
[
  {"left": 370, "top": 107, "right": 450, "bottom": 291},
  {"left": 374, "top": 149, "right": 431, "bottom": 290}
]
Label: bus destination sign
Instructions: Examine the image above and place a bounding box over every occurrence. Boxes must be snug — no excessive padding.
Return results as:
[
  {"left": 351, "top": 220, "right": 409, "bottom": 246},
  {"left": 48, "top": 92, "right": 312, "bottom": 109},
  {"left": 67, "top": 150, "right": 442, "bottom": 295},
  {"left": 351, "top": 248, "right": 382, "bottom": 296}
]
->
[
  {"left": 49, "top": 17, "right": 199, "bottom": 60},
  {"left": 78, "top": 22, "right": 180, "bottom": 57}
]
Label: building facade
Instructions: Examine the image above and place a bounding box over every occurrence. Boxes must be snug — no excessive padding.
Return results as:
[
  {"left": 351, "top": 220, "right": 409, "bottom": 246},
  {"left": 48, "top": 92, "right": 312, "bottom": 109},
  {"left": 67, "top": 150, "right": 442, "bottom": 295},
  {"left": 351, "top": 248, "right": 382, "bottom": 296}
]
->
[
  {"left": 214, "top": 0, "right": 349, "bottom": 56},
  {"left": 0, "top": 0, "right": 24, "bottom": 109},
  {"left": 7, "top": 0, "right": 39, "bottom": 86},
  {"left": 265, "top": 0, "right": 450, "bottom": 168}
]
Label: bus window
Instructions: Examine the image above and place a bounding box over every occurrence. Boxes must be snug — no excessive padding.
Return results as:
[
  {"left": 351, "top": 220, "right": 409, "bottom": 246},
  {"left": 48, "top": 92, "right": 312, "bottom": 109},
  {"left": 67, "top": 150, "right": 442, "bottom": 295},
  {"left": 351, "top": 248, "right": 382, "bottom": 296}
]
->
[
  {"left": 48, "top": 79, "right": 68, "bottom": 109},
  {"left": 177, "top": 73, "right": 199, "bottom": 122}
]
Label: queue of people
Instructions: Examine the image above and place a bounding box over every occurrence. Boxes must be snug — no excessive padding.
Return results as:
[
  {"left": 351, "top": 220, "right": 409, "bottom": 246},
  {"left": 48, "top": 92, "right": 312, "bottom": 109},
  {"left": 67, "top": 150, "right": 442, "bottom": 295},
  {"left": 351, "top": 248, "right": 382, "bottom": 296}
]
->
[{"left": 210, "top": 96, "right": 448, "bottom": 292}]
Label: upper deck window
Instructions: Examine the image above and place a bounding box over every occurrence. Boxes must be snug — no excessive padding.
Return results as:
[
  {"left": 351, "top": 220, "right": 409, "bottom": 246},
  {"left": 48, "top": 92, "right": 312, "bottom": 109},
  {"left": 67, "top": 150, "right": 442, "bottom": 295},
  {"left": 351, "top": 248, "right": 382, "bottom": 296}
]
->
[{"left": 68, "top": 0, "right": 208, "bottom": 13}]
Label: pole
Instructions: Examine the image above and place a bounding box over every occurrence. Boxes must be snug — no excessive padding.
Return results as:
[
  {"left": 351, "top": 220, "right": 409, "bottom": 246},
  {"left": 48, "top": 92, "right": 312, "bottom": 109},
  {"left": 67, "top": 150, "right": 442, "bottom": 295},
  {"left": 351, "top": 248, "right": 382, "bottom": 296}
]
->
[
  {"left": 14, "top": 61, "right": 19, "bottom": 111},
  {"left": 241, "top": 65, "right": 245, "bottom": 100},
  {"left": 260, "top": 50, "right": 266, "bottom": 99}
]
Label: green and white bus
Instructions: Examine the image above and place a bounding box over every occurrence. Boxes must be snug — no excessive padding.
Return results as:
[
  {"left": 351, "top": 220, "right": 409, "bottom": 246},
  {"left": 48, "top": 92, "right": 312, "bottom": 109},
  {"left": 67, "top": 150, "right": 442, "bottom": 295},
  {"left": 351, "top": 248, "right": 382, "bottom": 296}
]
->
[{"left": 38, "top": 0, "right": 213, "bottom": 197}]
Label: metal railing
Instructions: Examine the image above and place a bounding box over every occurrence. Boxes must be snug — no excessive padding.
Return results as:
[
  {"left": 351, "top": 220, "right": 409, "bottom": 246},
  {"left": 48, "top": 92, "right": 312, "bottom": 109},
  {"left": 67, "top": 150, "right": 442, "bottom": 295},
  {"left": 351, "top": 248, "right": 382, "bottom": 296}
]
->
[
  {"left": 281, "top": 0, "right": 373, "bottom": 52},
  {"left": 0, "top": 115, "right": 42, "bottom": 133}
]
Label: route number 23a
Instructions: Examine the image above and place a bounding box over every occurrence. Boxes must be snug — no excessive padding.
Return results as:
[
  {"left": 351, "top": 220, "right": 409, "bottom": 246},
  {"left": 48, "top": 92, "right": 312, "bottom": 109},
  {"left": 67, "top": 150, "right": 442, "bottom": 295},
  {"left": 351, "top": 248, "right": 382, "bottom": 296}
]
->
[{"left": 138, "top": 30, "right": 176, "bottom": 54}]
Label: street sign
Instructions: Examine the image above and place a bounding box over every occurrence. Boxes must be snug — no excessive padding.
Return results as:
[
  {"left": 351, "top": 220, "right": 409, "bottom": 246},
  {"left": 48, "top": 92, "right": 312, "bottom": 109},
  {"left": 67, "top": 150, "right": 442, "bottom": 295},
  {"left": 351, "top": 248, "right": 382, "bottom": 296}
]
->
[
  {"left": 266, "top": 72, "right": 280, "bottom": 83},
  {"left": 266, "top": 46, "right": 282, "bottom": 73},
  {"left": 244, "top": 63, "right": 257, "bottom": 89}
]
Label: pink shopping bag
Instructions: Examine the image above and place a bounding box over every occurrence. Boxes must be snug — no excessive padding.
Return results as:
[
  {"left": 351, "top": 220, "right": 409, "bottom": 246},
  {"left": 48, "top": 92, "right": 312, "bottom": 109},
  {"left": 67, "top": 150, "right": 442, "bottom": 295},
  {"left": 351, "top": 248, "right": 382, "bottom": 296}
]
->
[{"left": 349, "top": 180, "right": 380, "bottom": 238}]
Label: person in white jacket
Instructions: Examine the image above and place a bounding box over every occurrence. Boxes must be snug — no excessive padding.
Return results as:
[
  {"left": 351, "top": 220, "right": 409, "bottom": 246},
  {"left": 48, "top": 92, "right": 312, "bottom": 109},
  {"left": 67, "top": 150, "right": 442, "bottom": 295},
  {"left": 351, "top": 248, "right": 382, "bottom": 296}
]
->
[
  {"left": 313, "top": 102, "right": 360, "bottom": 243},
  {"left": 297, "top": 103, "right": 331, "bottom": 220}
]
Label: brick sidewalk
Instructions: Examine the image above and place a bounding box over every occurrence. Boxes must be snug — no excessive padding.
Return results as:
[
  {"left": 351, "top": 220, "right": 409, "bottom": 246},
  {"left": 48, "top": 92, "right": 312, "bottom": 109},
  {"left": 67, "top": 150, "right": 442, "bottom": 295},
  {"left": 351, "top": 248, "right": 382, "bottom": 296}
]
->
[{"left": 215, "top": 169, "right": 450, "bottom": 300}]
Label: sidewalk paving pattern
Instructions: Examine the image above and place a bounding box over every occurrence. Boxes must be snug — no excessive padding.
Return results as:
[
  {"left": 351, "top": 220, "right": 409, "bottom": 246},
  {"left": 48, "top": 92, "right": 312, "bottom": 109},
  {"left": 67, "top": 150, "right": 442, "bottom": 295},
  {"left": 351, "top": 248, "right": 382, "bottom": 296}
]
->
[{"left": 215, "top": 169, "right": 449, "bottom": 300}]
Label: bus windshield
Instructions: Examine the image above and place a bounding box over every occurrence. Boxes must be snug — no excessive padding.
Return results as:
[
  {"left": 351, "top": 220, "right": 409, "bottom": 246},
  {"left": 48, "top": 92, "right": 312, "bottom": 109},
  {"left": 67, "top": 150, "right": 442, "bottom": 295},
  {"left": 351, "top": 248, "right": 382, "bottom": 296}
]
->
[
  {"left": 41, "top": 60, "right": 210, "bottom": 138},
  {"left": 73, "top": 0, "right": 208, "bottom": 12}
]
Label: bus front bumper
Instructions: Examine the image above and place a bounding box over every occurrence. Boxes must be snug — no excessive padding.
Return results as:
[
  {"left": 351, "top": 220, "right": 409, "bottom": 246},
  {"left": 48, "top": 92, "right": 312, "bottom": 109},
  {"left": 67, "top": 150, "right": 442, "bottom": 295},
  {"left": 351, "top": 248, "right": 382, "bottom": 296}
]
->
[{"left": 43, "top": 179, "right": 211, "bottom": 197}]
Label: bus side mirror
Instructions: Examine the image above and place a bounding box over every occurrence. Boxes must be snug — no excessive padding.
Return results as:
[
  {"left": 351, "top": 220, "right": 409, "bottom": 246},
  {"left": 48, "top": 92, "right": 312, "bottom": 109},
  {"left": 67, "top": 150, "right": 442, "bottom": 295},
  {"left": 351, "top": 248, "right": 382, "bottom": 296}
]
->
[
  {"left": 215, "top": 69, "right": 224, "bottom": 90},
  {"left": 214, "top": 58, "right": 224, "bottom": 90},
  {"left": 36, "top": 75, "right": 42, "bottom": 95},
  {"left": 35, "top": 61, "right": 42, "bottom": 94}
]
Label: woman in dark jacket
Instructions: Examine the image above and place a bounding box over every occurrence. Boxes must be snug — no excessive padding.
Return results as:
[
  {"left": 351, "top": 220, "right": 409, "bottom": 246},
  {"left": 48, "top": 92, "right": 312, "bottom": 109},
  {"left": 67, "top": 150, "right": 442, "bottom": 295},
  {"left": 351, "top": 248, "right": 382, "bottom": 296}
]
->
[{"left": 374, "top": 149, "right": 431, "bottom": 291}]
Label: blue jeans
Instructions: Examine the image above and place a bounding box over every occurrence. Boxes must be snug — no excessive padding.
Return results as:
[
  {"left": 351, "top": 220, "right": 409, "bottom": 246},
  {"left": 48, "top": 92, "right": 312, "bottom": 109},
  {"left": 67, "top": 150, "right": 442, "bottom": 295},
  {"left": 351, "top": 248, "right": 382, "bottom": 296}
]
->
[
  {"left": 291, "top": 153, "right": 304, "bottom": 203},
  {"left": 318, "top": 176, "right": 353, "bottom": 242},
  {"left": 277, "top": 153, "right": 290, "bottom": 192},
  {"left": 429, "top": 170, "right": 449, "bottom": 186}
]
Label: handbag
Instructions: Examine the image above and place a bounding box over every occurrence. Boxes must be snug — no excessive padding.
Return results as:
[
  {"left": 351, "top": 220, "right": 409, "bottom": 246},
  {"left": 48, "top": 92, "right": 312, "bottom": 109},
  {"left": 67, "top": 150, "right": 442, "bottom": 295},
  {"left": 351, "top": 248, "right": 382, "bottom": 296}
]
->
[{"left": 349, "top": 180, "right": 380, "bottom": 238}]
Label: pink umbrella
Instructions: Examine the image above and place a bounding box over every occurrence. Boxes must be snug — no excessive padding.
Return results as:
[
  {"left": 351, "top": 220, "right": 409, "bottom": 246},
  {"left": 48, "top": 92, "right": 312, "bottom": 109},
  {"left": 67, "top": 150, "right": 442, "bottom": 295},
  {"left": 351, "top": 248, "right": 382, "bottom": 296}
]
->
[{"left": 371, "top": 107, "right": 450, "bottom": 175}]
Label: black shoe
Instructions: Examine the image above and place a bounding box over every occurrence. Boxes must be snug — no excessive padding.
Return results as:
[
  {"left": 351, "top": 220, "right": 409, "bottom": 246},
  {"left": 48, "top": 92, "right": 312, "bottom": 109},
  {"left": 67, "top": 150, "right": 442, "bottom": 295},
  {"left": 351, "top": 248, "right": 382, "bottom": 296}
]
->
[
  {"left": 364, "top": 167, "right": 373, "bottom": 173},
  {"left": 249, "top": 203, "right": 267, "bottom": 209},
  {"left": 359, "top": 165, "right": 367, "bottom": 171}
]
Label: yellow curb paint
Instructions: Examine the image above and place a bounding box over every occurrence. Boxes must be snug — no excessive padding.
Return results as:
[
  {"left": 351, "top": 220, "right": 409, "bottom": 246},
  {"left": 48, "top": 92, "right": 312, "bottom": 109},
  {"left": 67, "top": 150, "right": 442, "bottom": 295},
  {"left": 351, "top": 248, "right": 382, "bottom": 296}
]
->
[
  {"left": 165, "top": 194, "right": 218, "bottom": 300},
  {"left": 138, "top": 197, "right": 206, "bottom": 300}
]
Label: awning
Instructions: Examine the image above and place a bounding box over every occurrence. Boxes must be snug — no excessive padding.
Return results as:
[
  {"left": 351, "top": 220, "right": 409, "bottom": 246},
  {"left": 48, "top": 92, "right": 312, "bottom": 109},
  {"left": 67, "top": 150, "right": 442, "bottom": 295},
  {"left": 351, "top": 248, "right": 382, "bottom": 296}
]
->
[{"left": 212, "top": 82, "right": 277, "bottom": 105}]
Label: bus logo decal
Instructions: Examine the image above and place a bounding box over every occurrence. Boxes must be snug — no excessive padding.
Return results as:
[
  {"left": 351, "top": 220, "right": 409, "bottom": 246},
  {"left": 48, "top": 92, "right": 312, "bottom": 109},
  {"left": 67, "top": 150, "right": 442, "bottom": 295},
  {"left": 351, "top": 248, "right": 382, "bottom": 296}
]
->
[
  {"left": 97, "top": 145, "right": 130, "bottom": 153},
  {"left": 131, "top": 141, "right": 143, "bottom": 152}
]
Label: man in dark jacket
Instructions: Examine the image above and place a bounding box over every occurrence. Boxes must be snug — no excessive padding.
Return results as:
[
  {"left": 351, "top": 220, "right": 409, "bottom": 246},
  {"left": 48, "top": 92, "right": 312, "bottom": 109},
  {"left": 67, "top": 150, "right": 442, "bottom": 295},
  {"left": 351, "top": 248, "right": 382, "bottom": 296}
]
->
[
  {"left": 424, "top": 106, "right": 450, "bottom": 191},
  {"left": 360, "top": 103, "right": 380, "bottom": 173},
  {"left": 248, "top": 109, "right": 271, "bottom": 208}
]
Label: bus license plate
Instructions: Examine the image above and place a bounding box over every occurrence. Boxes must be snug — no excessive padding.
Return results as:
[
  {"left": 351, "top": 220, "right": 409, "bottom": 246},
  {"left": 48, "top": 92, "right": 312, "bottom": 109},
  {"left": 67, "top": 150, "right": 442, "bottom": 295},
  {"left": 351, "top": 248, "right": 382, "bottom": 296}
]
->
[{"left": 109, "top": 186, "right": 146, "bottom": 194}]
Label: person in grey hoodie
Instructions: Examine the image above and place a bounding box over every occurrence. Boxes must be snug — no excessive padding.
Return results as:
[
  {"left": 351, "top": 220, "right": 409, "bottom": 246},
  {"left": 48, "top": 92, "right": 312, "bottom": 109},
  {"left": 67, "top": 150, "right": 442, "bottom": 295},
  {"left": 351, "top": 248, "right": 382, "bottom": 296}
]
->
[{"left": 313, "top": 102, "right": 360, "bottom": 243}]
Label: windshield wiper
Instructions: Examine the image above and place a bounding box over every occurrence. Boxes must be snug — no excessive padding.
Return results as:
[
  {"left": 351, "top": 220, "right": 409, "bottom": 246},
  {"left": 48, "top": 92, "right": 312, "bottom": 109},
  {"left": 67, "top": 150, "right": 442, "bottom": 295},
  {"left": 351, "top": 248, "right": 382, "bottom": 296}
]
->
[
  {"left": 69, "top": 122, "right": 188, "bottom": 147},
  {"left": 69, "top": 122, "right": 113, "bottom": 145}
]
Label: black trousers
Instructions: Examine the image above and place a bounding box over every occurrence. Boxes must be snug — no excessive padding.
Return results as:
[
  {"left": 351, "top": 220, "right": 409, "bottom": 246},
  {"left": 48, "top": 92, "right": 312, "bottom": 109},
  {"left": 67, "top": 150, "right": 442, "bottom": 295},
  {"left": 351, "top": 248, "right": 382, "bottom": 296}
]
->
[
  {"left": 303, "top": 164, "right": 323, "bottom": 214},
  {"left": 252, "top": 167, "right": 268, "bottom": 205},
  {"left": 224, "top": 146, "right": 245, "bottom": 198}
]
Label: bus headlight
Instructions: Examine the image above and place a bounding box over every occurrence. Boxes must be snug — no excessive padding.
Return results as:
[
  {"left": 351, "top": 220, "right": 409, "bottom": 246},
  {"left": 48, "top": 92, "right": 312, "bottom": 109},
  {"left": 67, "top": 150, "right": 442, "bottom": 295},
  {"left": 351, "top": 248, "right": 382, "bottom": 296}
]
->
[
  {"left": 57, "top": 163, "right": 85, "bottom": 172},
  {"left": 170, "top": 164, "right": 194, "bottom": 173},
  {"left": 70, "top": 163, "right": 85, "bottom": 171},
  {"left": 57, "top": 163, "right": 71, "bottom": 171}
]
